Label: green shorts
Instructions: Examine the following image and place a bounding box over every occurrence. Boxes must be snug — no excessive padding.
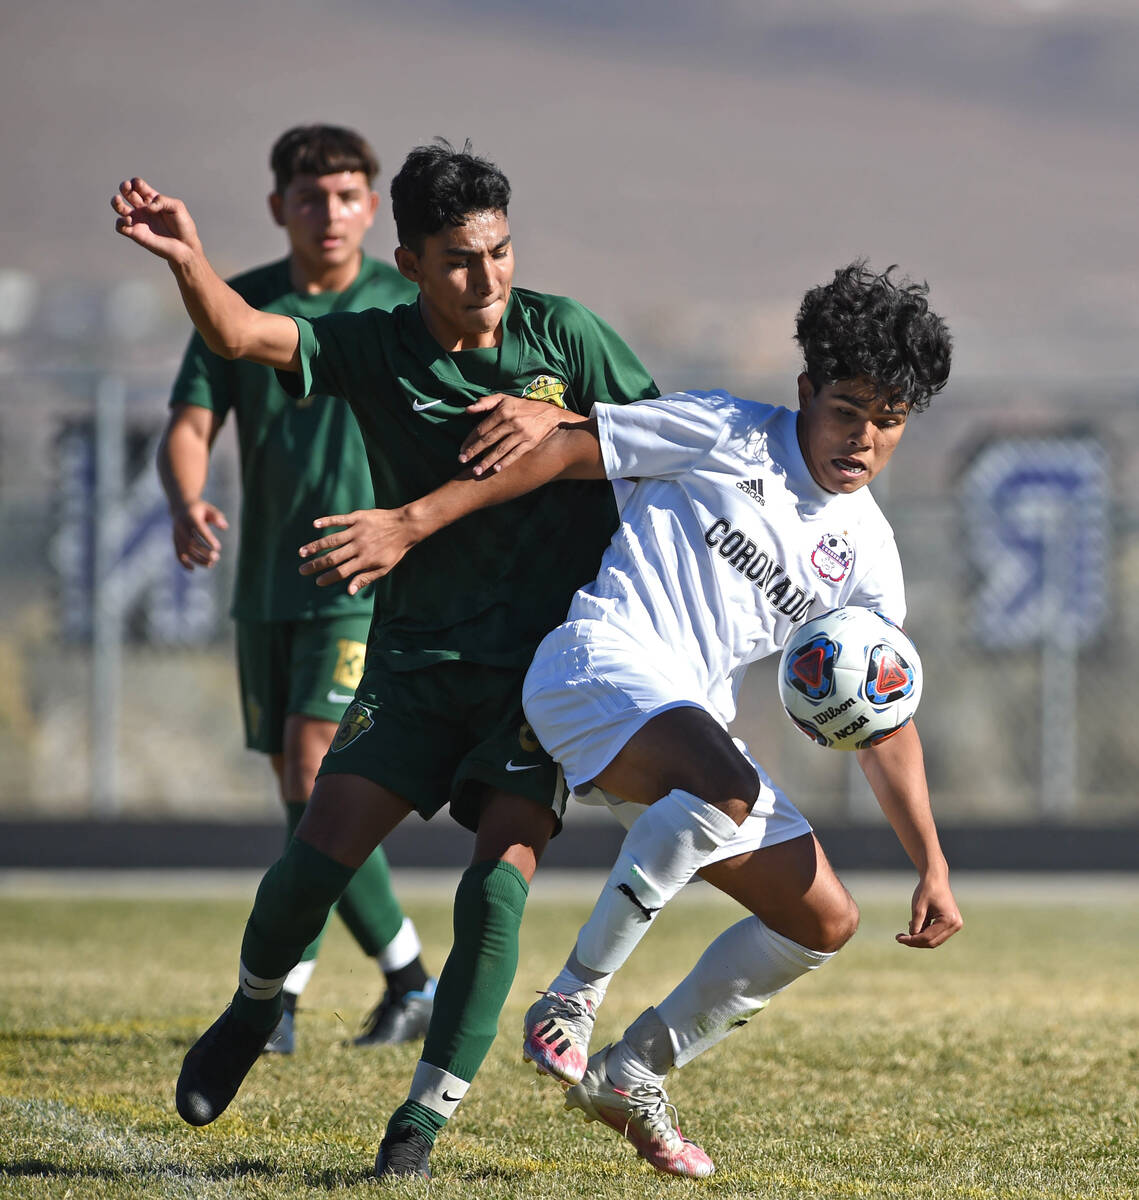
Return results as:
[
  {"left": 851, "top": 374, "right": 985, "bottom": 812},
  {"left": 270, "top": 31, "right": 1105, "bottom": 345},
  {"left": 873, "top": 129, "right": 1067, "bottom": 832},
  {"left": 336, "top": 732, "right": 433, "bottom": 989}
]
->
[
  {"left": 318, "top": 658, "right": 568, "bottom": 834},
  {"left": 235, "top": 615, "right": 372, "bottom": 754}
]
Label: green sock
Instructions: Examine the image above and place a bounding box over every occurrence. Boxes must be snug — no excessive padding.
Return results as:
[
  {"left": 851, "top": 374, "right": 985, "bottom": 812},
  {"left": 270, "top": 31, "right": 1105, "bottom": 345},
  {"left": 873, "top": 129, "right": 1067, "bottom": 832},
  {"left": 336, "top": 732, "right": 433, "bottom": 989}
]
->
[
  {"left": 425, "top": 859, "right": 529, "bottom": 1081},
  {"left": 385, "top": 1100, "right": 447, "bottom": 1145},
  {"left": 231, "top": 837, "right": 355, "bottom": 1030},
  {"left": 285, "top": 802, "right": 331, "bottom": 964},
  {"left": 334, "top": 844, "right": 405, "bottom": 957}
]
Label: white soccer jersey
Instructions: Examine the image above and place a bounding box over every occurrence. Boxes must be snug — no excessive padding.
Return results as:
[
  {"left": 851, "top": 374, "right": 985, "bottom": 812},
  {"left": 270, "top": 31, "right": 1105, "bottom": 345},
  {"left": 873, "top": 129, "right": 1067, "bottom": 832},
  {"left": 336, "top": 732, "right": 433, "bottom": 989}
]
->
[{"left": 568, "top": 389, "right": 906, "bottom": 727}]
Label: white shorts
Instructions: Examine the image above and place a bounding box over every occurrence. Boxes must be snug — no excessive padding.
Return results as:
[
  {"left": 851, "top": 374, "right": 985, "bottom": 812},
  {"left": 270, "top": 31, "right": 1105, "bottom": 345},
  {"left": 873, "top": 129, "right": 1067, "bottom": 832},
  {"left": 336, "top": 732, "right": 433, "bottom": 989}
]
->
[{"left": 522, "top": 621, "right": 812, "bottom": 864}]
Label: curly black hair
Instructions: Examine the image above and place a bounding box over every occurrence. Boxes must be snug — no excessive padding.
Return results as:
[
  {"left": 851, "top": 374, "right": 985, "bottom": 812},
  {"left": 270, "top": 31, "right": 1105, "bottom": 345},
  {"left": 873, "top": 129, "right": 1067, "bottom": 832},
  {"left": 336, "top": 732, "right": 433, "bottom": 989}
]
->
[
  {"left": 390, "top": 139, "right": 511, "bottom": 253},
  {"left": 794, "top": 261, "right": 952, "bottom": 412}
]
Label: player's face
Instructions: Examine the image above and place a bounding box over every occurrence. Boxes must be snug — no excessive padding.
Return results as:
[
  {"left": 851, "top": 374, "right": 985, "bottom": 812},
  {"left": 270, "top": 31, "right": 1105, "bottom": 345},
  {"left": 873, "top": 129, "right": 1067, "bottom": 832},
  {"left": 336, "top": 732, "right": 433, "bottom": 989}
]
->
[
  {"left": 796, "top": 374, "right": 909, "bottom": 494},
  {"left": 270, "top": 170, "right": 379, "bottom": 279},
  {"left": 395, "top": 209, "right": 514, "bottom": 351}
]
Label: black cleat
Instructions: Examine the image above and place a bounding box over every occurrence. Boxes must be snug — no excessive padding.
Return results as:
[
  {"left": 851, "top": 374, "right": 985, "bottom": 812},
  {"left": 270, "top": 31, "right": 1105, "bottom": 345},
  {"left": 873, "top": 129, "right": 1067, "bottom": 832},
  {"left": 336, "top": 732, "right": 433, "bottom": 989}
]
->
[
  {"left": 374, "top": 1126, "right": 433, "bottom": 1179},
  {"left": 353, "top": 980, "right": 436, "bottom": 1047},
  {"left": 175, "top": 1007, "right": 269, "bottom": 1126}
]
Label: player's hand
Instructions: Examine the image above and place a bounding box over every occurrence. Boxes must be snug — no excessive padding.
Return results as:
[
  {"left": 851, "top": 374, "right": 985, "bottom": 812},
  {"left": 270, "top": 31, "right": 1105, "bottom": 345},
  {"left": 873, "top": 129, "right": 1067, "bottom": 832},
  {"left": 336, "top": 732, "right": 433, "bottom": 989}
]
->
[
  {"left": 112, "top": 178, "right": 202, "bottom": 264},
  {"left": 896, "top": 873, "right": 963, "bottom": 949},
  {"left": 171, "top": 500, "right": 228, "bottom": 569},
  {"left": 298, "top": 509, "right": 416, "bottom": 594},
  {"left": 458, "top": 393, "right": 584, "bottom": 476}
]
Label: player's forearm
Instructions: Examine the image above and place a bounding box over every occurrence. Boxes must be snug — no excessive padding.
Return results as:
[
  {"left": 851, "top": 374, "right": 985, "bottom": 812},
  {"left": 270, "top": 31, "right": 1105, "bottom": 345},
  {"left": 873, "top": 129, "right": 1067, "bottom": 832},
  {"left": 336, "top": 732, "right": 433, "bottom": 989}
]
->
[
  {"left": 403, "top": 421, "right": 604, "bottom": 542},
  {"left": 168, "top": 254, "right": 299, "bottom": 369},
  {"left": 858, "top": 723, "right": 949, "bottom": 877},
  {"left": 156, "top": 425, "right": 210, "bottom": 515}
]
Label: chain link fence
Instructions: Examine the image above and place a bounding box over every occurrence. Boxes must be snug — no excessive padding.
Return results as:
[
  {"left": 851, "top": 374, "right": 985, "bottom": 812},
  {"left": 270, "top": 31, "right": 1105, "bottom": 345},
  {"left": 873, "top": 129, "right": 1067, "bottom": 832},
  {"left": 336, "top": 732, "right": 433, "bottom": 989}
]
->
[{"left": 1, "top": 355, "right": 1136, "bottom": 830}]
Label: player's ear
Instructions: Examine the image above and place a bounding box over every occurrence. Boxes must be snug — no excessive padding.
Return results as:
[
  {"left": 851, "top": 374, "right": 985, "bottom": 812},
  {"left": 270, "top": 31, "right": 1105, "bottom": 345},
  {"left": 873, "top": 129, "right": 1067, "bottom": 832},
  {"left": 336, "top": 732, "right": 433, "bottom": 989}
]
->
[
  {"left": 394, "top": 245, "right": 421, "bottom": 284},
  {"left": 268, "top": 192, "right": 285, "bottom": 227},
  {"left": 366, "top": 190, "right": 380, "bottom": 223},
  {"left": 796, "top": 372, "right": 815, "bottom": 411}
]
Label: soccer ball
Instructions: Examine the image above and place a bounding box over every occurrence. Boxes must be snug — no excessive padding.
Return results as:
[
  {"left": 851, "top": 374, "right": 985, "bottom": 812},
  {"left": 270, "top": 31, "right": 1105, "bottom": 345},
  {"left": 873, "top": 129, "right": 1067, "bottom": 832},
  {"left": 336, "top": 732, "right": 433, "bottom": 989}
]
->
[{"left": 778, "top": 606, "right": 922, "bottom": 750}]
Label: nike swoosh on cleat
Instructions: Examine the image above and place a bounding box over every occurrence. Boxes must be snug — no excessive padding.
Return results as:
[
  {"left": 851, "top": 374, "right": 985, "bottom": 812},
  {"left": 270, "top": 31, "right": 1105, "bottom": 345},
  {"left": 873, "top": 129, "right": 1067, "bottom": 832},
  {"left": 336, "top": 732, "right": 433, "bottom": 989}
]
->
[
  {"left": 326, "top": 690, "right": 356, "bottom": 705},
  {"left": 505, "top": 761, "right": 539, "bottom": 772}
]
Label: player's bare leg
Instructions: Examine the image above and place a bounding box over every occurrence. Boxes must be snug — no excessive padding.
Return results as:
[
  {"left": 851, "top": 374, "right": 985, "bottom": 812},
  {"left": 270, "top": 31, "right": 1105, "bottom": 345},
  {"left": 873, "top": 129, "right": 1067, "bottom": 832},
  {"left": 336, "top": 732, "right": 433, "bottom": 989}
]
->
[
  {"left": 523, "top": 707, "right": 753, "bottom": 1084},
  {"left": 262, "top": 720, "right": 434, "bottom": 1053}
]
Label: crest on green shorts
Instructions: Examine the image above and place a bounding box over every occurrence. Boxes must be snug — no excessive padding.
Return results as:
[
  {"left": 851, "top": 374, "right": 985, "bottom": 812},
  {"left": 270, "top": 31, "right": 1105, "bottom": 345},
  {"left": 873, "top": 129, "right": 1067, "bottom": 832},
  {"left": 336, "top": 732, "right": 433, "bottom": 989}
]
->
[
  {"left": 522, "top": 374, "right": 568, "bottom": 408},
  {"left": 330, "top": 700, "right": 375, "bottom": 752}
]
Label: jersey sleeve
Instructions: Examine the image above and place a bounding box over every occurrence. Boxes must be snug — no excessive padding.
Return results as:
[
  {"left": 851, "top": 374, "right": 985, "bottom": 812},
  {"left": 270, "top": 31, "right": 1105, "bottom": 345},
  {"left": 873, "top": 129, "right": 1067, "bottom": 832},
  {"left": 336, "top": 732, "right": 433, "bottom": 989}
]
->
[
  {"left": 169, "top": 329, "right": 234, "bottom": 417},
  {"left": 275, "top": 311, "right": 371, "bottom": 401},
  {"left": 847, "top": 531, "right": 907, "bottom": 626},
  {"left": 595, "top": 391, "right": 731, "bottom": 481},
  {"left": 555, "top": 298, "right": 659, "bottom": 412}
]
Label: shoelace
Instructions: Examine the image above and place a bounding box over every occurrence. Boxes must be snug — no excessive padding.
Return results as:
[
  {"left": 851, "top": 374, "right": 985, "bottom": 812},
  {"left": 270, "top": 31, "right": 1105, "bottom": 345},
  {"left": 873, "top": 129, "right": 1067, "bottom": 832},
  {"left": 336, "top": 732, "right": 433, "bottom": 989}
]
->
[
  {"left": 620, "top": 1083, "right": 685, "bottom": 1150},
  {"left": 537, "top": 989, "right": 596, "bottom": 1019}
]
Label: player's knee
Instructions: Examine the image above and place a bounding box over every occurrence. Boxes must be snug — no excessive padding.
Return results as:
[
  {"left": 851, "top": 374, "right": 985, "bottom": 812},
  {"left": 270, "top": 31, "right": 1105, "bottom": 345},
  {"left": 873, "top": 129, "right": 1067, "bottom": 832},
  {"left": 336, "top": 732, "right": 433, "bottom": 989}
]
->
[
  {"left": 703, "top": 756, "right": 760, "bottom": 823},
  {"left": 280, "top": 758, "right": 321, "bottom": 806},
  {"left": 817, "top": 893, "right": 860, "bottom": 953}
]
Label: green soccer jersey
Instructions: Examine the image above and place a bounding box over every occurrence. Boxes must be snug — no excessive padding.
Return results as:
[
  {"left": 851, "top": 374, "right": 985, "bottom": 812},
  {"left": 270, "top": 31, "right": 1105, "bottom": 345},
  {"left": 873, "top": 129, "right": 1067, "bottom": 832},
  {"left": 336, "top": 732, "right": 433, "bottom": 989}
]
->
[
  {"left": 170, "top": 255, "right": 418, "bottom": 621},
  {"left": 281, "top": 287, "right": 659, "bottom": 669}
]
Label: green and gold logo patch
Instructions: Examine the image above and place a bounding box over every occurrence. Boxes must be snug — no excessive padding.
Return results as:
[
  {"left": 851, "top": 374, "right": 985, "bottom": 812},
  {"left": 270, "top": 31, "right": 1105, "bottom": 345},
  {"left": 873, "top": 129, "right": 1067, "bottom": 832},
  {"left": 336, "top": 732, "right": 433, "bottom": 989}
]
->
[
  {"left": 518, "top": 721, "right": 541, "bottom": 752},
  {"left": 330, "top": 700, "right": 375, "bottom": 753},
  {"left": 332, "top": 638, "right": 367, "bottom": 690},
  {"left": 522, "top": 374, "right": 568, "bottom": 408}
]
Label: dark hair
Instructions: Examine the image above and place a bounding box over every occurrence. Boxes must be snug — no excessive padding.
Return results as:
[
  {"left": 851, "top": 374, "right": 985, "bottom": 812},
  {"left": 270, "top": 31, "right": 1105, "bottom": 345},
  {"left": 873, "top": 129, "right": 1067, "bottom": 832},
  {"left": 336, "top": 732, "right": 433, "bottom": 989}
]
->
[
  {"left": 794, "top": 261, "right": 952, "bottom": 411},
  {"left": 390, "top": 139, "right": 511, "bottom": 252},
  {"left": 270, "top": 125, "right": 379, "bottom": 194}
]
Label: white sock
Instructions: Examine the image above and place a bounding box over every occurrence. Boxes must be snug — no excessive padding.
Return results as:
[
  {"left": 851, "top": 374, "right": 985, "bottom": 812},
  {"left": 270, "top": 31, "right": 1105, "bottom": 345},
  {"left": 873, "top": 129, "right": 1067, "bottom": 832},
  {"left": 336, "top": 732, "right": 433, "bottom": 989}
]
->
[
  {"left": 282, "top": 958, "right": 317, "bottom": 998},
  {"left": 656, "top": 917, "right": 834, "bottom": 1067},
  {"left": 575, "top": 789, "right": 740, "bottom": 976},
  {"left": 378, "top": 917, "right": 422, "bottom": 973},
  {"left": 605, "top": 1008, "right": 671, "bottom": 1090},
  {"left": 406, "top": 1059, "right": 470, "bottom": 1120}
]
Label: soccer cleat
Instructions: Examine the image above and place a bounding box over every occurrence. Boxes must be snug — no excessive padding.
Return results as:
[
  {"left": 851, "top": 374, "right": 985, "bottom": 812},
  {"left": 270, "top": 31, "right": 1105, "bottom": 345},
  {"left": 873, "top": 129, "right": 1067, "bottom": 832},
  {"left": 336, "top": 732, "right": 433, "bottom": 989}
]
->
[
  {"left": 373, "top": 1125, "right": 433, "bottom": 1180},
  {"left": 564, "top": 1044, "right": 715, "bottom": 1178},
  {"left": 353, "top": 979, "right": 437, "bottom": 1047},
  {"left": 175, "top": 1007, "right": 269, "bottom": 1127},
  {"left": 262, "top": 1007, "right": 295, "bottom": 1055},
  {"left": 522, "top": 987, "right": 600, "bottom": 1085}
]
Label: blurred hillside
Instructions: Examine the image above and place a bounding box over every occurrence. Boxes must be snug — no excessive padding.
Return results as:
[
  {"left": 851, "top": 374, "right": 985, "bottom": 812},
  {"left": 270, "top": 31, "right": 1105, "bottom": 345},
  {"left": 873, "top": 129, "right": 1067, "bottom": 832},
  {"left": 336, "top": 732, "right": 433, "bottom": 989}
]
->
[{"left": 1, "top": 0, "right": 1137, "bottom": 386}]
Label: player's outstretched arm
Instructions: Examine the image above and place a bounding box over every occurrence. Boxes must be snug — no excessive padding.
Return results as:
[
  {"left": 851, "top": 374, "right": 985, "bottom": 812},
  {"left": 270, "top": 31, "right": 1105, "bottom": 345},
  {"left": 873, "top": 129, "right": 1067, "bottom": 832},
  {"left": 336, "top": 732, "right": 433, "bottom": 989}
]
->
[
  {"left": 857, "top": 722, "right": 964, "bottom": 949},
  {"left": 298, "top": 419, "right": 605, "bottom": 593},
  {"left": 112, "top": 178, "right": 299, "bottom": 369}
]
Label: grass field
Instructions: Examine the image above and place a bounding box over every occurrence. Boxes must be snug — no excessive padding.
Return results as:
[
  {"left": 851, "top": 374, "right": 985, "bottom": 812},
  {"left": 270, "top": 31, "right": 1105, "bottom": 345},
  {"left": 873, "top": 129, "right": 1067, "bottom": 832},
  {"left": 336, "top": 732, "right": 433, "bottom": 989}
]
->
[{"left": 2, "top": 872, "right": 1137, "bottom": 1199}]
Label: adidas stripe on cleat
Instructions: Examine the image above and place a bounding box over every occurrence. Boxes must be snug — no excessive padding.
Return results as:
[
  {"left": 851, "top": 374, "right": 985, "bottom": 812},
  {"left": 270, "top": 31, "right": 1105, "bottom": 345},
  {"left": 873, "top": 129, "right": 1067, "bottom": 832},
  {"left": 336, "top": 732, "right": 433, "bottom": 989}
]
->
[{"left": 522, "top": 987, "right": 600, "bottom": 1085}]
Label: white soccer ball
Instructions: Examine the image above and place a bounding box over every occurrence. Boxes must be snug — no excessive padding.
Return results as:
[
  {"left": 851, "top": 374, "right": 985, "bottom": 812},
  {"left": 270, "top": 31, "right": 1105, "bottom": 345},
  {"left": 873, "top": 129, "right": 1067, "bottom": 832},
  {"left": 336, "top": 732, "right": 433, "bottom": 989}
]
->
[{"left": 778, "top": 606, "right": 922, "bottom": 751}]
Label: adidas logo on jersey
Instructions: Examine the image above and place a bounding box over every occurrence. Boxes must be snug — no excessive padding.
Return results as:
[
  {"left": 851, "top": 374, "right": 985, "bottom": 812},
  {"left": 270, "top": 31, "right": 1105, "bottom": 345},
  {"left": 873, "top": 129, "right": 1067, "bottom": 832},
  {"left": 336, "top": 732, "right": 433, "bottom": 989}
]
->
[{"left": 736, "top": 478, "right": 765, "bottom": 504}]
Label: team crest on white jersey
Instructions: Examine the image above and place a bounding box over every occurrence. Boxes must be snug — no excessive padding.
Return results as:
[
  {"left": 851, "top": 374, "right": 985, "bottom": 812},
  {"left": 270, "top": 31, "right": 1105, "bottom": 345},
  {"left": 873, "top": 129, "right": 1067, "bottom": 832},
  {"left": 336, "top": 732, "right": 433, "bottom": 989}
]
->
[
  {"left": 811, "top": 533, "right": 854, "bottom": 583},
  {"left": 522, "top": 374, "right": 568, "bottom": 408}
]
